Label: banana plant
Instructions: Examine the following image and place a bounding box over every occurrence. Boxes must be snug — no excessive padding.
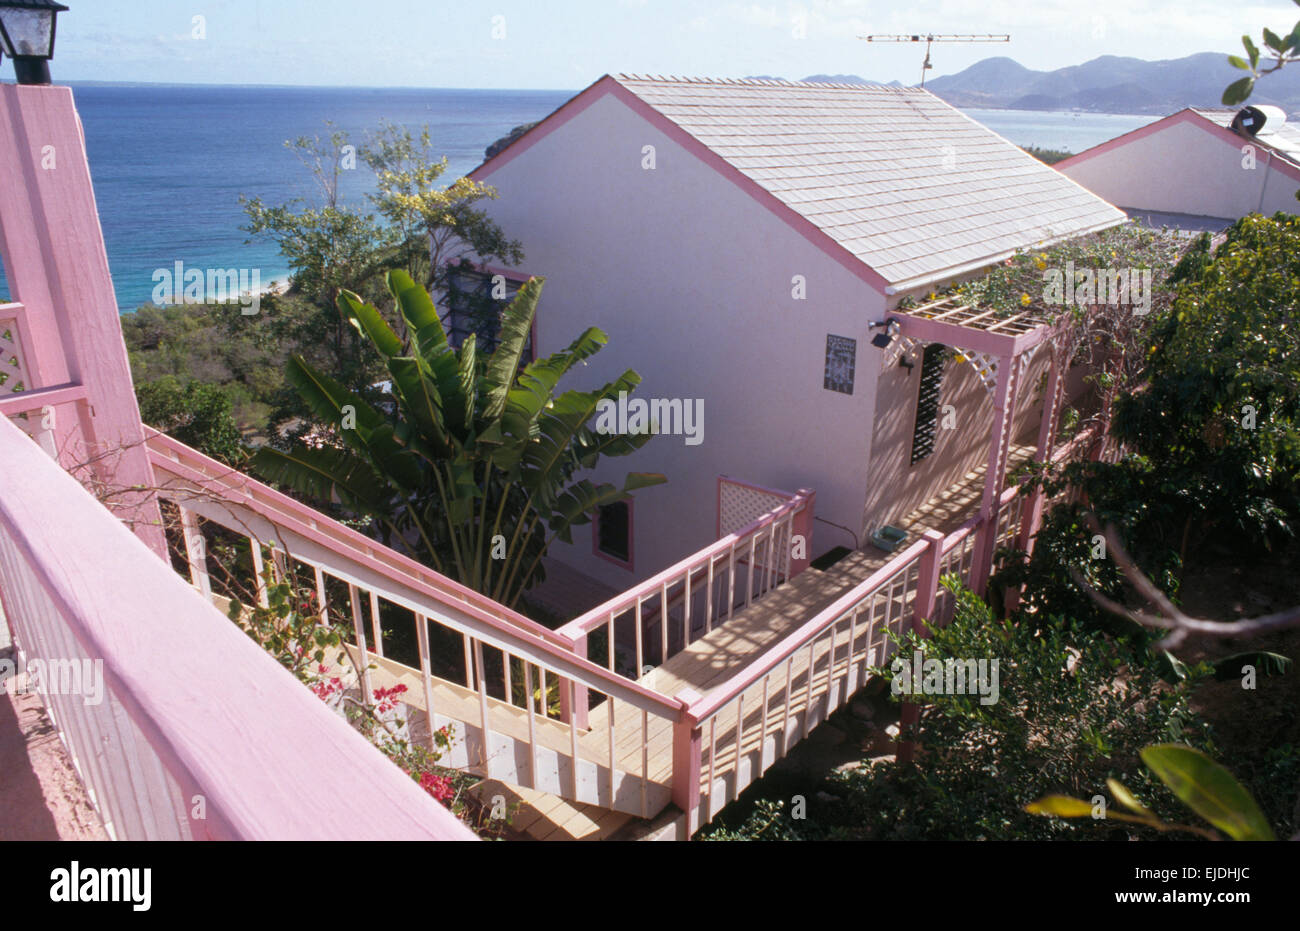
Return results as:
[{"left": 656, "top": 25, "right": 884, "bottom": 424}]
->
[{"left": 252, "top": 269, "right": 665, "bottom": 610}]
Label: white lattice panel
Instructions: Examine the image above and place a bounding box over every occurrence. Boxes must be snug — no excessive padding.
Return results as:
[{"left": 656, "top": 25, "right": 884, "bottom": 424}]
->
[
  {"left": 719, "top": 479, "right": 789, "bottom": 537},
  {"left": 953, "top": 348, "right": 998, "bottom": 396},
  {"left": 0, "top": 317, "right": 29, "bottom": 397}
]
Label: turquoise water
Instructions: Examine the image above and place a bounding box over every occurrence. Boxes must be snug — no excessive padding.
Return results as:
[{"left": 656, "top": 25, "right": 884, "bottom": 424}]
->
[{"left": 0, "top": 84, "right": 1158, "bottom": 312}]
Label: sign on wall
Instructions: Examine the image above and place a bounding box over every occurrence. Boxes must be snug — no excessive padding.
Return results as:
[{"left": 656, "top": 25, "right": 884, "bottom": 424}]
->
[{"left": 824, "top": 334, "right": 857, "bottom": 395}]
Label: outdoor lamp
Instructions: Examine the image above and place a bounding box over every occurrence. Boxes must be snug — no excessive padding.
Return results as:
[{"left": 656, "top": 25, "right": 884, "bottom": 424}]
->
[
  {"left": 870, "top": 318, "right": 900, "bottom": 349},
  {"left": 0, "top": 1, "right": 69, "bottom": 86}
]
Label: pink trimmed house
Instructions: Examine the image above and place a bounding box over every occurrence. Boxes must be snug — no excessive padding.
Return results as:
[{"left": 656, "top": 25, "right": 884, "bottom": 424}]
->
[
  {"left": 1057, "top": 106, "right": 1300, "bottom": 229},
  {"left": 461, "top": 74, "right": 1125, "bottom": 596},
  {"left": 0, "top": 71, "right": 1123, "bottom": 841}
]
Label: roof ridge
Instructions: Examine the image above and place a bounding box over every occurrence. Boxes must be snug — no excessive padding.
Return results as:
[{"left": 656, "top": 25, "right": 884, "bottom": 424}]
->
[{"left": 612, "top": 73, "right": 918, "bottom": 92}]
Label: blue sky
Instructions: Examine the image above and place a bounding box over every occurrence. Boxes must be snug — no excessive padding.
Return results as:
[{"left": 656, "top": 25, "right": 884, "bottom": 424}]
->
[{"left": 43, "top": 0, "right": 1300, "bottom": 89}]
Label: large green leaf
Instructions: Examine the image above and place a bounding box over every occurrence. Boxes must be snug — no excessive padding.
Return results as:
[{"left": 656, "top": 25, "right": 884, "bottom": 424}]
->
[
  {"left": 251, "top": 445, "right": 395, "bottom": 515},
  {"left": 338, "top": 289, "right": 403, "bottom": 359},
  {"left": 387, "top": 269, "right": 447, "bottom": 358},
  {"left": 283, "top": 355, "right": 423, "bottom": 489},
  {"left": 482, "top": 277, "right": 544, "bottom": 421},
  {"left": 1141, "top": 744, "right": 1276, "bottom": 840},
  {"left": 550, "top": 472, "right": 667, "bottom": 543},
  {"left": 1024, "top": 796, "right": 1095, "bottom": 819}
]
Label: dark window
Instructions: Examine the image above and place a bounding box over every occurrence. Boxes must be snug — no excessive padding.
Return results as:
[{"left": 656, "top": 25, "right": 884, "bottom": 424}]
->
[
  {"left": 595, "top": 500, "right": 632, "bottom": 565},
  {"left": 444, "top": 268, "right": 533, "bottom": 362},
  {"left": 910, "top": 343, "right": 948, "bottom": 465}
]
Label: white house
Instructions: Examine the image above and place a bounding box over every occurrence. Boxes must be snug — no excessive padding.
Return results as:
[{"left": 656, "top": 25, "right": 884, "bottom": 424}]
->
[
  {"left": 1057, "top": 106, "right": 1300, "bottom": 228},
  {"left": 462, "top": 74, "right": 1126, "bottom": 594}
]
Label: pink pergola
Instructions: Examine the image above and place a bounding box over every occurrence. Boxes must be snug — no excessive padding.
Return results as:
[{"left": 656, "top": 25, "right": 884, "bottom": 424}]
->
[{"left": 891, "top": 296, "right": 1072, "bottom": 594}]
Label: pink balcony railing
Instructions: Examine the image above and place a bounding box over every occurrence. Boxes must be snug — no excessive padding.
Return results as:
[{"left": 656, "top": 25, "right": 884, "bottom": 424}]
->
[{"left": 0, "top": 415, "right": 476, "bottom": 840}]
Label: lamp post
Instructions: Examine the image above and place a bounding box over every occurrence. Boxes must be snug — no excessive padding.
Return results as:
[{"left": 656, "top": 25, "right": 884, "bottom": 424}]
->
[{"left": 0, "top": 1, "right": 68, "bottom": 86}]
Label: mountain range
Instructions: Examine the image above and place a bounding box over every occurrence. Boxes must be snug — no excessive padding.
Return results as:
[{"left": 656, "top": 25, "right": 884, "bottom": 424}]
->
[{"left": 764, "top": 52, "right": 1300, "bottom": 115}]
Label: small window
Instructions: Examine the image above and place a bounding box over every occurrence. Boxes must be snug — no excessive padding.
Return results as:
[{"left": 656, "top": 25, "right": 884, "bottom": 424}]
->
[
  {"left": 594, "top": 500, "right": 633, "bottom": 567},
  {"left": 910, "top": 344, "right": 948, "bottom": 465},
  {"left": 444, "top": 267, "right": 533, "bottom": 362}
]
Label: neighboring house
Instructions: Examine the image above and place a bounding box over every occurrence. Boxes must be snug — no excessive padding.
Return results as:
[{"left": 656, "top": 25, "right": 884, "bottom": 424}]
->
[
  {"left": 464, "top": 74, "right": 1125, "bottom": 590},
  {"left": 1057, "top": 106, "right": 1300, "bottom": 230}
]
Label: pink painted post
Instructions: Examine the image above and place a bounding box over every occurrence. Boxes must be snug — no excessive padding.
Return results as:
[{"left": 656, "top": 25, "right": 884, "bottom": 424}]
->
[
  {"left": 0, "top": 84, "right": 165, "bottom": 558},
  {"left": 1016, "top": 342, "right": 1065, "bottom": 556},
  {"left": 897, "top": 529, "right": 945, "bottom": 765},
  {"left": 971, "top": 354, "right": 1019, "bottom": 596},
  {"left": 558, "top": 632, "right": 590, "bottom": 731},
  {"left": 790, "top": 488, "right": 816, "bottom": 577},
  {"left": 672, "top": 688, "right": 703, "bottom": 835}
]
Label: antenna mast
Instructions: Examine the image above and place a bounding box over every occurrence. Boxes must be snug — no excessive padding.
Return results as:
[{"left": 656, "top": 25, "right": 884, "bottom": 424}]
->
[{"left": 860, "top": 34, "right": 1010, "bottom": 87}]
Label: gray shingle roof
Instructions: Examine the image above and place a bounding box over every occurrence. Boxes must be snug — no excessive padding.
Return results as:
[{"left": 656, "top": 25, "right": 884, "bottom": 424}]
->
[{"left": 612, "top": 75, "right": 1126, "bottom": 289}]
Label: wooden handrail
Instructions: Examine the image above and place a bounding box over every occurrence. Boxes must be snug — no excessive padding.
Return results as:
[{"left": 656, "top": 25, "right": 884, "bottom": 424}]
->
[
  {"left": 557, "top": 489, "right": 810, "bottom": 640},
  {"left": 145, "top": 429, "right": 682, "bottom": 717}
]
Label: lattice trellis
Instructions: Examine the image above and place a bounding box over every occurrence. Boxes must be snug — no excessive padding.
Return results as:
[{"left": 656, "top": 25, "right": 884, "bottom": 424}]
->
[
  {"left": 718, "top": 479, "right": 789, "bottom": 538},
  {"left": 951, "top": 348, "right": 999, "bottom": 395},
  {"left": 0, "top": 319, "right": 29, "bottom": 396}
]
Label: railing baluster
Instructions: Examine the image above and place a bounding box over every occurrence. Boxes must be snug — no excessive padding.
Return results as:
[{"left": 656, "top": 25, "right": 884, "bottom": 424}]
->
[
  {"left": 635, "top": 599, "right": 644, "bottom": 676},
  {"left": 415, "top": 614, "right": 437, "bottom": 744},
  {"left": 250, "top": 540, "right": 268, "bottom": 607},
  {"left": 348, "top": 584, "right": 371, "bottom": 700},
  {"left": 683, "top": 565, "right": 692, "bottom": 645},
  {"left": 745, "top": 534, "right": 756, "bottom": 608},
  {"left": 781, "top": 655, "right": 794, "bottom": 751},
  {"left": 727, "top": 542, "right": 737, "bottom": 620},
  {"left": 568, "top": 679, "right": 581, "bottom": 800},
  {"left": 368, "top": 591, "right": 383, "bottom": 657},
  {"left": 759, "top": 675, "right": 770, "bottom": 774},
  {"left": 705, "top": 554, "right": 715, "bottom": 632},
  {"left": 607, "top": 692, "right": 617, "bottom": 808},
  {"left": 473, "top": 640, "right": 491, "bottom": 769},
  {"left": 659, "top": 581, "right": 668, "bottom": 664},
  {"left": 178, "top": 507, "right": 210, "bottom": 599},
  {"left": 802, "top": 641, "right": 815, "bottom": 738},
  {"left": 640, "top": 709, "right": 649, "bottom": 819},
  {"left": 314, "top": 566, "right": 328, "bottom": 625},
  {"left": 524, "top": 662, "right": 538, "bottom": 788}
]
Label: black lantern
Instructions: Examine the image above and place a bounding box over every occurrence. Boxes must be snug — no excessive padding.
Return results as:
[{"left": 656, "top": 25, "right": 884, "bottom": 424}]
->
[{"left": 0, "top": 1, "right": 68, "bottom": 86}]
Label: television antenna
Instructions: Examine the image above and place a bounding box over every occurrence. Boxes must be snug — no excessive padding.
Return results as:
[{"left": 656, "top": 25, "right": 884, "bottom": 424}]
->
[{"left": 860, "top": 34, "right": 1010, "bottom": 87}]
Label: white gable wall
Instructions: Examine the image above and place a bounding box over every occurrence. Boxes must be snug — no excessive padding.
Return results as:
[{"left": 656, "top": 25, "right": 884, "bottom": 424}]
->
[
  {"left": 475, "top": 91, "right": 889, "bottom": 588},
  {"left": 1059, "top": 119, "right": 1300, "bottom": 219}
]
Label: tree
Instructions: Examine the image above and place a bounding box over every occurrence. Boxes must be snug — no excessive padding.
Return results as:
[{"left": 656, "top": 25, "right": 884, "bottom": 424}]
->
[
  {"left": 1223, "top": 4, "right": 1300, "bottom": 105},
  {"left": 251, "top": 270, "right": 665, "bottom": 609},
  {"left": 362, "top": 121, "right": 522, "bottom": 292},
  {"left": 136, "top": 376, "right": 244, "bottom": 464}
]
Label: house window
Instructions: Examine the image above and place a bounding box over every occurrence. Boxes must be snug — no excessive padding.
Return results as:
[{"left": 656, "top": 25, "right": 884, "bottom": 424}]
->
[
  {"left": 594, "top": 500, "right": 633, "bottom": 568},
  {"left": 444, "top": 267, "right": 533, "bottom": 362},
  {"left": 909, "top": 343, "right": 948, "bottom": 465}
]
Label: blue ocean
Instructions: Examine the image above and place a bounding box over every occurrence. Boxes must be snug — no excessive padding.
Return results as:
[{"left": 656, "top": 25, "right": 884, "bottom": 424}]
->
[{"left": 0, "top": 84, "right": 1157, "bottom": 312}]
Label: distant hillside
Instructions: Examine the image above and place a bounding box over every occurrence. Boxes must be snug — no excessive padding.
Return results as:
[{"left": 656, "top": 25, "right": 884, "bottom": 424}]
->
[
  {"left": 755, "top": 53, "right": 1300, "bottom": 114},
  {"left": 925, "top": 52, "right": 1300, "bottom": 114}
]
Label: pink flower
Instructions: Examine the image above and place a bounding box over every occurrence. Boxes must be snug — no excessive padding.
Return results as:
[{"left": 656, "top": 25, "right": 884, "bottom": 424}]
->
[{"left": 418, "top": 772, "right": 455, "bottom": 805}]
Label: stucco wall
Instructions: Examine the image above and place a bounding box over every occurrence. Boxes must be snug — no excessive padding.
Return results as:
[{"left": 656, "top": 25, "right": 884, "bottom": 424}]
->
[
  {"left": 473, "top": 90, "right": 889, "bottom": 589},
  {"left": 1059, "top": 119, "right": 1300, "bottom": 219}
]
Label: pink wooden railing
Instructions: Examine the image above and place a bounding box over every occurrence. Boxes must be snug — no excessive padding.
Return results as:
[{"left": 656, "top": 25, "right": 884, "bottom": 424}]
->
[
  {"left": 144, "top": 429, "right": 684, "bottom": 817},
  {"left": 557, "top": 483, "right": 814, "bottom": 682},
  {"left": 0, "top": 415, "right": 476, "bottom": 840},
  {"left": 670, "top": 483, "right": 1023, "bottom": 833}
]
